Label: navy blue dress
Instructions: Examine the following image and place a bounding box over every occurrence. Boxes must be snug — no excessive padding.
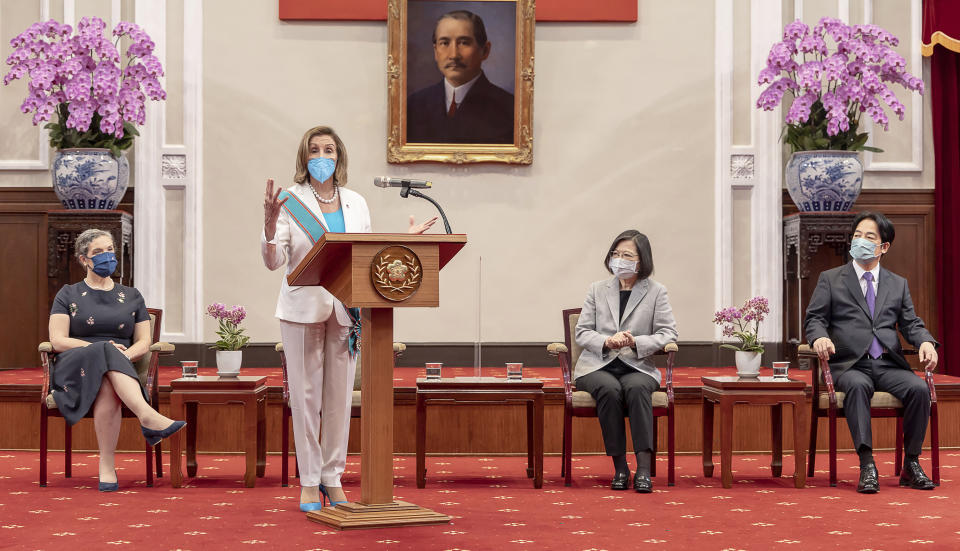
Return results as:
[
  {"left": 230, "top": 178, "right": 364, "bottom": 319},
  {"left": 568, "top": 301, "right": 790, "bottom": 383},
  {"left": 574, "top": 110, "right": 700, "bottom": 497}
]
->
[{"left": 49, "top": 282, "right": 150, "bottom": 425}]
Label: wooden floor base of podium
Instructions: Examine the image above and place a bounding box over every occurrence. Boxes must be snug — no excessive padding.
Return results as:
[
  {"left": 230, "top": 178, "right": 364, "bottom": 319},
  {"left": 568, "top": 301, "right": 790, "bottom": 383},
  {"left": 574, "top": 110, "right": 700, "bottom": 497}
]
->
[{"left": 305, "top": 501, "right": 451, "bottom": 530}]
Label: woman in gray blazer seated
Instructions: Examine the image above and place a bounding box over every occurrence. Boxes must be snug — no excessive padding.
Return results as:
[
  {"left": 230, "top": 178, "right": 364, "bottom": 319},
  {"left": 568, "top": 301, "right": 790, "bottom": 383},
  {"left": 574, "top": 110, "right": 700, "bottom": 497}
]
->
[{"left": 574, "top": 230, "right": 678, "bottom": 492}]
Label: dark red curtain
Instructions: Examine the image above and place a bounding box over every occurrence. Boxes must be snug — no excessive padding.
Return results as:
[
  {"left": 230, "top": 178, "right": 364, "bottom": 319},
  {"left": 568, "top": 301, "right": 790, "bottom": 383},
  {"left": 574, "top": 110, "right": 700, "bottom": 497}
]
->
[{"left": 926, "top": 0, "right": 960, "bottom": 375}]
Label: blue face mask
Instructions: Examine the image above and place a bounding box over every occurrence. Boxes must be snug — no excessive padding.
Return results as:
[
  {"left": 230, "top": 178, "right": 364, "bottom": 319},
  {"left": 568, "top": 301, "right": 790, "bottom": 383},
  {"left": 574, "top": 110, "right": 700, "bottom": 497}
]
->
[
  {"left": 307, "top": 157, "right": 336, "bottom": 184},
  {"left": 88, "top": 251, "right": 117, "bottom": 278},
  {"left": 849, "top": 237, "right": 881, "bottom": 261}
]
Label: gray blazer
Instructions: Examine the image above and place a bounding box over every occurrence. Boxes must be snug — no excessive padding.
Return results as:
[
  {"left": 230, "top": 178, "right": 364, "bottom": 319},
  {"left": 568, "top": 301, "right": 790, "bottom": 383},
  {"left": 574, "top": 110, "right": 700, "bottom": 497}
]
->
[
  {"left": 573, "top": 277, "right": 679, "bottom": 384},
  {"left": 804, "top": 262, "right": 937, "bottom": 375}
]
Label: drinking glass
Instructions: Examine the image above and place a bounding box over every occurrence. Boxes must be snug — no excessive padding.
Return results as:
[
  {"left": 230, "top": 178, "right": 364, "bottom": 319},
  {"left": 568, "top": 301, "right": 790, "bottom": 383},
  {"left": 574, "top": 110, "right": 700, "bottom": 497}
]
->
[
  {"left": 180, "top": 360, "right": 199, "bottom": 379},
  {"left": 425, "top": 362, "right": 443, "bottom": 380},
  {"left": 506, "top": 362, "right": 523, "bottom": 380},
  {"left": 772, "top": 361, "right": 789, "bottom": 379}
]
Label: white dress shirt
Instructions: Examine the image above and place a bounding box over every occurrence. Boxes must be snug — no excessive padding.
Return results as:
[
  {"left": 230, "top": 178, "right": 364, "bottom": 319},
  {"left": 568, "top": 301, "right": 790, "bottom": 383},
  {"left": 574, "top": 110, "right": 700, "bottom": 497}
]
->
[
  {"left": 444, "top": 72, "right": 482, "bottom": 112},
  {"left": 851, "top": 260, "right": 880, "bottom": 298}
]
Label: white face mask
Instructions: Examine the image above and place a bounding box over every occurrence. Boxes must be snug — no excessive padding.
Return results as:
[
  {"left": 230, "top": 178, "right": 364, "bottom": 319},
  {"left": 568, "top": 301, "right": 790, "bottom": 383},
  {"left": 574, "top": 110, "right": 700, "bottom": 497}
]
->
[{"left": 608, "top": 258, "right": 638, "bottom": 279}]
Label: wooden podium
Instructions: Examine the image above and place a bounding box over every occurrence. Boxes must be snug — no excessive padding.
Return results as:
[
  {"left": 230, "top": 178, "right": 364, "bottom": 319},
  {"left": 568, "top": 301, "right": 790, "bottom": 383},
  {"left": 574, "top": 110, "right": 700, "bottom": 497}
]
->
[{"left": 287, "top": 232, "right": 467, "bottom": 530}]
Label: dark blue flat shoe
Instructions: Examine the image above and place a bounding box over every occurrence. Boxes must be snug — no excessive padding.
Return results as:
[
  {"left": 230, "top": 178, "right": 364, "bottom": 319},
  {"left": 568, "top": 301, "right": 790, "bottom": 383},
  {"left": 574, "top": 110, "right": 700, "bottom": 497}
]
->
[
  {"left": 319, "top": 484, "right": 348, "bottom": 506},
  {"left": 142, "top": 420, "right": 187, "bottom": 447},
  {"left": 99, "top": 470, "right": 118, "bottom": 492},
  {"left": 299, "top": 501, "right": 323, "bottom": 512}
]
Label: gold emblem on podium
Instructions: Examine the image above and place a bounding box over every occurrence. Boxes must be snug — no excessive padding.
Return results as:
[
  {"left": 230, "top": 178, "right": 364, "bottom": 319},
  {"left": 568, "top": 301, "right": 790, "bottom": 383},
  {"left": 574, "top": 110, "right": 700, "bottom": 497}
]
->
[{"left": 372, "top": 246, "right": 422, "bottom": 301}]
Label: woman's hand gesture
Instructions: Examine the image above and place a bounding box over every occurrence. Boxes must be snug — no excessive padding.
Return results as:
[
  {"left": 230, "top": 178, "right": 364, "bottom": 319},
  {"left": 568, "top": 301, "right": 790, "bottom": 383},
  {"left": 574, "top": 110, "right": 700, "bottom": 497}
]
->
[
  {"left": 264, "top": 178, "right": 288, "bottom": 241},
  {"left": 408, "top": 215, "right": 438, "bottom": 234}
]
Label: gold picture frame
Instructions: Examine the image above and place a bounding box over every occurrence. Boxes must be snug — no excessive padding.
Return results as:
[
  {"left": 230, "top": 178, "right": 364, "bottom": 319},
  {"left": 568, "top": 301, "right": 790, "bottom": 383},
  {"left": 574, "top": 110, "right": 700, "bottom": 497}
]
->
[{"left": 387, "top": 0, "right": 535, "bottom": 164}]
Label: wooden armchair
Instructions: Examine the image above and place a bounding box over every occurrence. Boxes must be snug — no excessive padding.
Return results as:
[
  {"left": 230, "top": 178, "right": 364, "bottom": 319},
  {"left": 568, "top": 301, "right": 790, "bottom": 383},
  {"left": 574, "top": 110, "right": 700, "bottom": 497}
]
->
[
  {"left": 799, "top": 344, "right": 940, "bottom": 486},
  {"left": 39, "top": 308, "right": 173, "bottom": 487},
  {"left": 547, "top": 307, "right": 677, "bottom": 487},
  {"left": 276, "top": 341, "right": 406, "bottom": 487}
]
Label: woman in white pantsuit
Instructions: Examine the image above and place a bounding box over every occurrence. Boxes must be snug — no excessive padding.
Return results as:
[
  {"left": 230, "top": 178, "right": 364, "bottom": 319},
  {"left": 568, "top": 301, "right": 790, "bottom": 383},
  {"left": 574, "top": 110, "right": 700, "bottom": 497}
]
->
[{"left": 261, "top": 126, "right": 435, "bottom": 512}]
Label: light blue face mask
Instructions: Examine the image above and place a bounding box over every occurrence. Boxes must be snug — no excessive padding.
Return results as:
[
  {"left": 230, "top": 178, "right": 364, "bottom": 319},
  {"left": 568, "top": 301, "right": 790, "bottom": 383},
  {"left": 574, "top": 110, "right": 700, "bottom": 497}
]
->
[
  {"left": 849, "top": 237, "right": 881, "bottom": 261},
  {"left": 307, "top": 157, "right": 336, "bottom": 184}
]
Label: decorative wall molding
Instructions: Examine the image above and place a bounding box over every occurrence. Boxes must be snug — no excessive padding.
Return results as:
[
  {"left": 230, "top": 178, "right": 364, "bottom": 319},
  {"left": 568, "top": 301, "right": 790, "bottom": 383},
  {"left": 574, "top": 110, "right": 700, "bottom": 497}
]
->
[
  {"left": 862, "top": 0, "right": 924, "bottom": 172},
  {"left": 133, "top": 0, "right": 204, "bottom": 342},
  {"left": 714, "top": 0, "right": 784, "bottom": 342},
  {"left": 0, "top": 0, "right": 50, "bottom": 171}
]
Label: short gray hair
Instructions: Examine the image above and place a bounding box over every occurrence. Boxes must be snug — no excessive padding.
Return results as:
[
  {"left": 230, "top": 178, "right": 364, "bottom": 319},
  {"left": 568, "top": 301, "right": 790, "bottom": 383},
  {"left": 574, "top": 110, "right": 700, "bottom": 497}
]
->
[{"left": 75, "top": 229, "right": 113, "bottom": 265}]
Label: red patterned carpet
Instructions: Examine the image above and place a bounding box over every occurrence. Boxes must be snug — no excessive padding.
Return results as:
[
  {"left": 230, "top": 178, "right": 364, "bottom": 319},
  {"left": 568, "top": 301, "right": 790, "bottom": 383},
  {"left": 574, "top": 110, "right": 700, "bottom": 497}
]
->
[{"left": 2, "top": 450, "right": 958, "bottom": 550}]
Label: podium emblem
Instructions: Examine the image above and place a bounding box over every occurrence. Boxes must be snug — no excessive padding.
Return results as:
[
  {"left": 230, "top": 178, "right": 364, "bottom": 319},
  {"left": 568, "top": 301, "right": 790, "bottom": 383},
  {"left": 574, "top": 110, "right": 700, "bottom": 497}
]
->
[{"left": 371, "top": 246, "right": 422, "bottom": 301}]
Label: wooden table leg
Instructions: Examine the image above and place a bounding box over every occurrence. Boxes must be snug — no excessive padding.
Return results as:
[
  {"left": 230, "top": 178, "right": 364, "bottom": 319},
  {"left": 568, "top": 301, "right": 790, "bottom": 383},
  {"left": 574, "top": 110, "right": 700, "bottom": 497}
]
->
[
  {"left": 416, "top": 392, "right": 427, "bottom": 489},
  {"left": 720, "top": 399, "right": 734, "bottom": 489},
  {"left": 185, "top": 401, "right": 198, "bottom": 478},
  {"left": 170, "top": 393, "right": 184, "bottom": 488},
  {"left": 526, "top": 400, "right": 534, "bottom": 479},
  {"left": 793, "top": 399, "right": 806, "bottom": 488},
  {"left": 257, "top": 393, "right": 266, "bottom": 478},
  {"left": 533, "top": 393, "right": 544, "bottom": 489},
  {"left": 771, "top": 403, "right": 783, "bottom": 477},
  {"left": 244, "top": 397, "right": 257, "bottom": 488},
  {"left": 702, "top": 395, "right": 715, "bottom": 477}
]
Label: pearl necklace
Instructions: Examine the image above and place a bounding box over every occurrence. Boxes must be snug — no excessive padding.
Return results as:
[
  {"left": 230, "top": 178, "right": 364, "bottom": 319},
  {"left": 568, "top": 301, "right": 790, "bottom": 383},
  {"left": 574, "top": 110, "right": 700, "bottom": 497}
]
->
[{"left": 310, "top": 183, "right": 338, "bottom": 205}]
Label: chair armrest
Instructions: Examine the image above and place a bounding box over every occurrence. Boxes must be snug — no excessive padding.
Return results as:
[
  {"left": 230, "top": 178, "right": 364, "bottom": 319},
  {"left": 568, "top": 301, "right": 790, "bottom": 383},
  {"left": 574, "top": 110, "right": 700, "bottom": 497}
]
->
[
  {"left": 149, "top": 342, "right": 175, "bottom": 354},
  {"left": 664, "top": 346, "right": 676, "bottom": 404},
  {"left": 275, "top": 342, "right": 283, "bottom": 352},
  {"left": 39, "top": 342, "right": 53, "bottom": 353},
  {"left": 797, "top": 344, "right": 814, "bottom": 355},
  {"left": 663, "top": 342, "right": 678, "bottom": 354},
  {"left": 393, "top": 342, "right": 406, "bottom": 358},
  {"left": 547, "top": 342, "right": 567, "bottom": 356},
  {"left": 39, "top": 342, "right": 53, "bottom": 400}
]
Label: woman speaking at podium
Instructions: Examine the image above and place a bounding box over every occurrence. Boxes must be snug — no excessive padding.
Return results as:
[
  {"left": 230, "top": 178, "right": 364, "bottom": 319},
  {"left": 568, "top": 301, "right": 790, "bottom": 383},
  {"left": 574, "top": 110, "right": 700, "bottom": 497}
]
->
[{"left": 261, "top": 126, "right": 435, "bottom": 512}]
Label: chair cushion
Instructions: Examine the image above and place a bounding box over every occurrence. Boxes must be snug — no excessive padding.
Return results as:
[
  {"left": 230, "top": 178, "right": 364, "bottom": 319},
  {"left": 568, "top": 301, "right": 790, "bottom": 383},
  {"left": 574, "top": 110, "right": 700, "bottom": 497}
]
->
[
  {"left": 45, "top": 393, "right": 56, "bottom": 409},
  {"left": 572, "top": 390, "right": 668, "bottom": 409},
  {"left": 818, "top": 391, "right": 902, "bottom": 410}
]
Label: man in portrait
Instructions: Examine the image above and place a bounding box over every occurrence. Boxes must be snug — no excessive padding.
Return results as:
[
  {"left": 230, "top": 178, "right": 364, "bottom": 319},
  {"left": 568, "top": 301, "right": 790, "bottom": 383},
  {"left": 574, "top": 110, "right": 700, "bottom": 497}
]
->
[{"left": 406, "top": 9, "right": 515, "bottom": 144}]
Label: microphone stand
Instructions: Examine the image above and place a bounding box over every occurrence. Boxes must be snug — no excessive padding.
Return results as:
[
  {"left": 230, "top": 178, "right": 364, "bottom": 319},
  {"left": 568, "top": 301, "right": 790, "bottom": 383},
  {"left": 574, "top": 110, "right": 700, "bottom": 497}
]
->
[{"left": 400, "top": 184, "right": 453, "bottom": 234}]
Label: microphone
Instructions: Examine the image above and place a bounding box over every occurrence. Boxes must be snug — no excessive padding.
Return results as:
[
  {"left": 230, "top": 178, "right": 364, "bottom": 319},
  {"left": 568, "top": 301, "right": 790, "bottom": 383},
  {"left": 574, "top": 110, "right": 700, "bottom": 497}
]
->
[{"left": 374, "top": 176, "right": 432, "bottom": 189}]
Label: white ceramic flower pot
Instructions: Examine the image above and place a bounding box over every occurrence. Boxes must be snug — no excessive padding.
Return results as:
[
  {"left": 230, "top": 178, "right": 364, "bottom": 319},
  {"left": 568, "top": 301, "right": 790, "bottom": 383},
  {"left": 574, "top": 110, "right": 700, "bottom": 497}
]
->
[
  {"left": 735, "top": 351, "right": 762, "bottom": 378},
  {"left": 216, "top": 350, "right": 242, "bottom": 377}
]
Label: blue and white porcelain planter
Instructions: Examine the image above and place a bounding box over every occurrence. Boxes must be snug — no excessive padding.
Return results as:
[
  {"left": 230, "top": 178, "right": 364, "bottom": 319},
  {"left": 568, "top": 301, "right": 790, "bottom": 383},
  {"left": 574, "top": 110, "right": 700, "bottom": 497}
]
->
[
  {"left": 784, "top": 150, "right": 863, "bottom": 212},
  {"left": 51, "top": 148, "right": 129, "bottom": 209}
]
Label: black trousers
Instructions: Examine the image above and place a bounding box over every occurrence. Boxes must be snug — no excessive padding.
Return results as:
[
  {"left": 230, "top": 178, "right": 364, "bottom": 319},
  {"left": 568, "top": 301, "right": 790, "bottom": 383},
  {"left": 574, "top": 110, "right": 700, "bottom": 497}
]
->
[
  {"left": 834, "top": 357, "right": 930, "bottom": 456},
  {"left": 575, "top": 360, "right": 659, "bottom": 456}
]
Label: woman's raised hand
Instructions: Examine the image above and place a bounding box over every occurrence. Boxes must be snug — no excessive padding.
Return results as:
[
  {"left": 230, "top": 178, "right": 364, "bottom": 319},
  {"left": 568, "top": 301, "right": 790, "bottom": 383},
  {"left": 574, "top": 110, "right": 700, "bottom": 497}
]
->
[
  {"left": 408, "top": 215, "right": 438, "bottom": 234},
  {"left": 264, "top": 178, "right": 288, "bottom": 241}
]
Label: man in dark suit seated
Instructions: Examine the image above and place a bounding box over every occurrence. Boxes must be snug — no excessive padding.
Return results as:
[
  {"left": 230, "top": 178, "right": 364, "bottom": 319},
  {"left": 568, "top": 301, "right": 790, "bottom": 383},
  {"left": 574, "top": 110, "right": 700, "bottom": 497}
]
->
[
  {"left": 804, "top": 212, "right": 939, "bottom": 493},
  {"left": 407, "top": 10, "right": 514, "bottom": 144}
]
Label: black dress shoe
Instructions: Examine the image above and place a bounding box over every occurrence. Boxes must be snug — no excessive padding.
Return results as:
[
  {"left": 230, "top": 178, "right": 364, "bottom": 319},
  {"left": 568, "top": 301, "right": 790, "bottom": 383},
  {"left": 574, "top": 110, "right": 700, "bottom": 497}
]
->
[
  {"left": 899, "top": 460, "right": 936, "bottom": 490},
  {"left": 857, "top": 464, "right": 879, "bottom": 494},
  {"left": 633, "top": 472, "right": 653, "bottom": 493},
  {"left": 610, "top": 471, "right": 630, "bottom": 491}
]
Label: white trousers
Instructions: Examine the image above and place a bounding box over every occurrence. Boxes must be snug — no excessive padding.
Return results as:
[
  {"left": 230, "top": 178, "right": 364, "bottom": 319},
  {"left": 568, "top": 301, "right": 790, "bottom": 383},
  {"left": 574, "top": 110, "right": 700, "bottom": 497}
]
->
[{"left": 280, "top": 317, "right": 356, "bottom": 488}]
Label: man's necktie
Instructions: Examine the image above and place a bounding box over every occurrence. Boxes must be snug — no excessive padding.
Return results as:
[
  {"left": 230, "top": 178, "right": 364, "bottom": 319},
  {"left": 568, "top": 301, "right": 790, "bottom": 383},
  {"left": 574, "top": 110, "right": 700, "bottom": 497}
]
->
[
  {"left": 863, "top": 272, "right": 884, "bottom": 358},
  {"left": 448, "top": 91, "right": 457, "bottom": 117}
]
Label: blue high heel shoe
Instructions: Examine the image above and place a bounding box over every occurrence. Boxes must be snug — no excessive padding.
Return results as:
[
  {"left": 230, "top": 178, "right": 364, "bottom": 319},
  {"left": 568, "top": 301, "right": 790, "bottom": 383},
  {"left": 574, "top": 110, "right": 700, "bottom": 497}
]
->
[
  {"left": 141, "top": 420, "right": 187, "bottom": 447},
  {"left": 299, "top": 501, "right": 323, "bottom": 512},
  {"left": 319, "top": 484, "right": 348, "bottom": 506},
  {"left": 99, "top": 470, "right": 118, "bottom": 492}
]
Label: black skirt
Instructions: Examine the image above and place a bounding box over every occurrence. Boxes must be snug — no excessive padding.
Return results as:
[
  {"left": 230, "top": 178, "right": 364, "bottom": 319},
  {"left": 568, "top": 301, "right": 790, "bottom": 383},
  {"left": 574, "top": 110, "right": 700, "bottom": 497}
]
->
[{"left": 51, "top": 341, "right": 148, "bottom": 426}]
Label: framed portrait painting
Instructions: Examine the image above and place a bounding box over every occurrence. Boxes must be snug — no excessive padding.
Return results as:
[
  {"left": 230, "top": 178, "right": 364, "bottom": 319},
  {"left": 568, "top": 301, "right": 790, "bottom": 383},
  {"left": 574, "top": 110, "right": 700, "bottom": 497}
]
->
[{"left": 387, "top": 0, "right": 535, "bottom": 164}]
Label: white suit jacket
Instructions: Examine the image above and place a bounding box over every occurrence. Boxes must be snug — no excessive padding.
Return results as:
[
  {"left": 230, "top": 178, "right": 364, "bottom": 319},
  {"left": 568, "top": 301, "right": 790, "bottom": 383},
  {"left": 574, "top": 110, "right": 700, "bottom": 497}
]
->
[
  {"left": 573, "top": 277, "right": 679, "bottom": 384},
  {"left": 261, "top": 184, "right": 372, "bottom": 325}
]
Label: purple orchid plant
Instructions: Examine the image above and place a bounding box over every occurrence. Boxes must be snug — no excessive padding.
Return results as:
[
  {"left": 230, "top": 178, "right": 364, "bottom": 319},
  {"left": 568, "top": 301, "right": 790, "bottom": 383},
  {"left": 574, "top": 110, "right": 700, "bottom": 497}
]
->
[
  {"left": 2, "top": 17, "right": 165, "bottom": 157},
  {"left": 756, "top": 18, "right": 923, "bottom": 153},
  {"left": 713, "top": 296, "right": 770, "bottom": 353},
  {"left": 206, "top": 303, "right": 250, "bottom": 351}
]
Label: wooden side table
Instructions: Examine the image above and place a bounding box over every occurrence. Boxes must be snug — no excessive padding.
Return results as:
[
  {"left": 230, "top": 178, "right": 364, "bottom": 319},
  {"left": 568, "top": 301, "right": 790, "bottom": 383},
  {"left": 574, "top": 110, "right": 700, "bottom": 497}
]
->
[
  {"left": 169, "top": 376, "right": 267, "bottom": 488},
  {"left": 416, "top": 377, "right": 544, "bottom": 489},
  {"left": 701, "top": 376, "right": 808, "bottom": 489}
]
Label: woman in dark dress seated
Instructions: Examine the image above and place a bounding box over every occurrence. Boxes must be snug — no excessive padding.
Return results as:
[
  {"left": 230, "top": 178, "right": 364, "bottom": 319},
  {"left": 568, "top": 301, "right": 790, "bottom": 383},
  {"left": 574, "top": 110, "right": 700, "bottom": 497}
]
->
[{"left": 48, "top": 229, "right": 186, "bottom": 492}]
